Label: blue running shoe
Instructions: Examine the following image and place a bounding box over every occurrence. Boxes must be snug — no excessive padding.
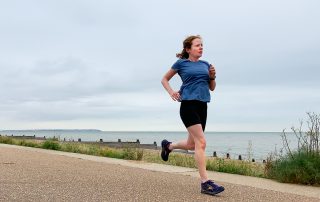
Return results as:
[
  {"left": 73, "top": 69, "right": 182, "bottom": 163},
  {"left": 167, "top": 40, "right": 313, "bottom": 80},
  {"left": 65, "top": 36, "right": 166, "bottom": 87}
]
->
[
  {"left": 161, "top": 139, "right": 172, "bottom": 161},
  {"left": 201, "top": 180, "right": 225, "bottom": 196}
]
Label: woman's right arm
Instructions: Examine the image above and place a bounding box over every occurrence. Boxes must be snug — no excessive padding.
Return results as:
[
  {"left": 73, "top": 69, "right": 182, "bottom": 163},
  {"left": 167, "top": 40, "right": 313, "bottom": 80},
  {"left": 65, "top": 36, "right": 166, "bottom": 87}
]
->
[{"left": 161, "top": 69, "right": 181, "bottom": 101}]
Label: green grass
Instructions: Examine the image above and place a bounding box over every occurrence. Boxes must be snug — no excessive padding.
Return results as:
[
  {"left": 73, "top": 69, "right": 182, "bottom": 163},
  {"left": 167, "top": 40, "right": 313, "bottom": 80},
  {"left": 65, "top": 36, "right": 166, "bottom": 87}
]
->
[
  {"left": 206, "top": 158, "right": 264, "bottom": 177},
  {"left": 143, "top": 151, "right": 197, "bottom": 168},
  {"left": 265, "top": 151, "right": 320, "bottom": 185},
  {"left": 0, "top": 136, "right": 144, "bottom": 160},
  {"left": 0, "top": 136, "right": 15, "bottom": 144},
  {"left": 58, "top": 142, "right": 143, "bottom": 160},
  {"left": 142, "top": 150, "right": 264, "bottom": 177},
  {"left": 19, "top": 140, "right": 39, "bottom": 148}
]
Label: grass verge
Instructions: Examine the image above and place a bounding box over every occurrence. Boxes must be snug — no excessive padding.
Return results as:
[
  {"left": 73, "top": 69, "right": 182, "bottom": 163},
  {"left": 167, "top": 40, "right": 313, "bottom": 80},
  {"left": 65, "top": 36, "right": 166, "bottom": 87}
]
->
[{"left": 0, "top": 136, "right": 143, "bottom": 161}]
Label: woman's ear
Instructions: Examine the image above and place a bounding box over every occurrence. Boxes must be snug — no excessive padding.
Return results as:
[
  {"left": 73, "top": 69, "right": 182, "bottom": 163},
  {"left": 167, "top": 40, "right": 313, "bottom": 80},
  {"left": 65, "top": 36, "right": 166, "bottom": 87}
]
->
[{"left": 186, "top": 48, "right": 190, "bottom": 54}]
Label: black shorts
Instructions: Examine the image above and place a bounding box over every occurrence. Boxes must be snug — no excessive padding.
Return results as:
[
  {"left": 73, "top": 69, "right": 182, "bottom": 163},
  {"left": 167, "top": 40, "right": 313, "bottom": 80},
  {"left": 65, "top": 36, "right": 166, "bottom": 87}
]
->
[{"left": 180, "top": 100, "right": 207, "bottom": 131}]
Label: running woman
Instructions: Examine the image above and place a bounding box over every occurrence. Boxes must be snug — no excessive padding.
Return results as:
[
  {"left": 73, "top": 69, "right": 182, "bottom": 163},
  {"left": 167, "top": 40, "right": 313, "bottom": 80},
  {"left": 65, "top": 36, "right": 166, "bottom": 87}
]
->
[{"left": 161, "top": 35, "right": 225, "bottom": 196}]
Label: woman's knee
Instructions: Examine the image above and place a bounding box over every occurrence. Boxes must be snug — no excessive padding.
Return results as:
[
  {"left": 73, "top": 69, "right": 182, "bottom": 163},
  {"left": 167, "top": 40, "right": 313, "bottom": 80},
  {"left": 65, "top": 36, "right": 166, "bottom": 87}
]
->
[
  {"left": 195, "top": 138, "right": 206, "bottom": 150},
  {"left": 188, "top": 124, "right": 206, "bottom": 150}
]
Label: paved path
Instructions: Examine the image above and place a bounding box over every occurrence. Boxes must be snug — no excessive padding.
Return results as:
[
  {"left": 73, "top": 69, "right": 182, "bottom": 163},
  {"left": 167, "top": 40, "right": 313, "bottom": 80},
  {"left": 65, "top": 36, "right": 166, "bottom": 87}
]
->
[{"left": 0, "top": 144, "right": 319, "bottom": 201}]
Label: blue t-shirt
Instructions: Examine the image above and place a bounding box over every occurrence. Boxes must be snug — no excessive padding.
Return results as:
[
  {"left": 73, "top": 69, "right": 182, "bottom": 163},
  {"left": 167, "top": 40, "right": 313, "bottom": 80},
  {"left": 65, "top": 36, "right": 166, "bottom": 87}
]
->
[{"left": 172, "top": 59, "right": 211, "bottom": 102}]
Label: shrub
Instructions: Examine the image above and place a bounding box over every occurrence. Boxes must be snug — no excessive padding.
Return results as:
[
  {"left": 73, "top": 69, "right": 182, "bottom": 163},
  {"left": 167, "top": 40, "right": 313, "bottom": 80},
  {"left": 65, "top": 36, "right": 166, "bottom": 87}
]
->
[
  {"left": 266, "top": 112, "right": 320, "bottom": 185},
  {"left": 42, "top": 139, "right": 61, "bottom": 150},
  {"left": 266, "top": 151, "right": 320, "bottom": 185}
]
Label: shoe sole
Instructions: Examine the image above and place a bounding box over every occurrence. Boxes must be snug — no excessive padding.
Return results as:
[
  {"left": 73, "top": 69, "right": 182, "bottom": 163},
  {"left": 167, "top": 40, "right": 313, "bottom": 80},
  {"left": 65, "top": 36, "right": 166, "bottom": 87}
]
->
[{"left": 201, "top": 187, "right": 225, "bottom": 196}]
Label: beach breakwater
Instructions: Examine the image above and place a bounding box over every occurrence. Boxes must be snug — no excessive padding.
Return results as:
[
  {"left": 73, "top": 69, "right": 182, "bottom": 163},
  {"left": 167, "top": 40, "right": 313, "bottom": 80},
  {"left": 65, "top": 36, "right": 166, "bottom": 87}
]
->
[{"left": 0, "top": 134, "right": 159, "bottom": 150}]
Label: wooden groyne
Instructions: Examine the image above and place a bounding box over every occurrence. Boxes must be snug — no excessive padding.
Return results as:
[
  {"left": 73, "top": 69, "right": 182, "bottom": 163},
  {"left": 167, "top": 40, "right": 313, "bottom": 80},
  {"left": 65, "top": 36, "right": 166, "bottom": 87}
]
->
[
  {"left": 0, "top": 134, "right": 158, "bottom": 150},
  {"left": 79, "top": 138, "right": 158, "bottom": 150},
  {"left": 1, "top": 134, "right": 46, "bottom": 140}
]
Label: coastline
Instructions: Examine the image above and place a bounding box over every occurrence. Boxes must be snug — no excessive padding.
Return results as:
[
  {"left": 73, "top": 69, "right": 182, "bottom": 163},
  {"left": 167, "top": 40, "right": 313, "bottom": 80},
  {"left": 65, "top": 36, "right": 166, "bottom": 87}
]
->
[{"left": 0, "top": 130, "right": 298, "bottom": 161}]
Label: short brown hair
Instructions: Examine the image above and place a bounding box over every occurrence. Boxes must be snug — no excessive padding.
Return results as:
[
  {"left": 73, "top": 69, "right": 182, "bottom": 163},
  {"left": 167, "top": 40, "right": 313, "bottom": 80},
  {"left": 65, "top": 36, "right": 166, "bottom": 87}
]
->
[{"left": 176, "top": 35, "right": 202, "bottom": 59}]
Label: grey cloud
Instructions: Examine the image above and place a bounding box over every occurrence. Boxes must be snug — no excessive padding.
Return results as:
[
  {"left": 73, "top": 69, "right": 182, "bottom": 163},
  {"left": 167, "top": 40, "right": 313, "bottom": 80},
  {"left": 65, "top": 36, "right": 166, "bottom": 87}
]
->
[
  {"left": 1, "top": 92, "right": 173, "bottom": 122},
  {"left": 0, "top": 56, "right": 163, "bottom": 103},
  {"left": 0, "top": 0, "right": 319, "bottom": 130}
]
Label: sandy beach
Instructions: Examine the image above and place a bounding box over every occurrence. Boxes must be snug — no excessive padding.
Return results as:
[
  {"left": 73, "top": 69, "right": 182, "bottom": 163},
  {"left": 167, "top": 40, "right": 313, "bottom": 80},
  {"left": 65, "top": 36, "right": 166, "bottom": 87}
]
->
[{"left": 0, "top": 144, "right": 319, "bottom": 202}]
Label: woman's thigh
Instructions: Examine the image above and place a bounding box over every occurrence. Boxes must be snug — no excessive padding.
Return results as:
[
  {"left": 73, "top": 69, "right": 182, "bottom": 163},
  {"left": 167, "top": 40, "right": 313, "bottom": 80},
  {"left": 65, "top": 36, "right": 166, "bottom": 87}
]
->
[{"left": 187, "top": 124, "right": 205, "bottom": 144}]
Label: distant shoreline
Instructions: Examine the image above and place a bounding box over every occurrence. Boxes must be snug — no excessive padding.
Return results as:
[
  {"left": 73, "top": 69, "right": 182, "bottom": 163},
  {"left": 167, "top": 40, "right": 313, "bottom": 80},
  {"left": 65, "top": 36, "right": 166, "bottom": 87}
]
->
[
  {"left": 0, "top": 129, "right": 102, "bottom": 132},
  {"left": 0, "top": 129, "right": 287, "bottom": 133}
]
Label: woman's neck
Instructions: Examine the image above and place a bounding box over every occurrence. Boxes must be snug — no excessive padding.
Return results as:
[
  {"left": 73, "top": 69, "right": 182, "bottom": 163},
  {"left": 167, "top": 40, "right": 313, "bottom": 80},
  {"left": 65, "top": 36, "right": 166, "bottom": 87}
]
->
[{"left": 188, "top": 56, "right": 200, "bottom": 62}]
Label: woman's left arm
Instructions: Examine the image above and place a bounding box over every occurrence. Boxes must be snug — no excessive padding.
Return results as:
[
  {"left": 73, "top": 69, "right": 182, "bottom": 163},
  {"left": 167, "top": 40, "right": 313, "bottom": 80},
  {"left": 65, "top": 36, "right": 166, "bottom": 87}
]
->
[{"left": 209, "top": 64, "right": 216, "bottom": 91}]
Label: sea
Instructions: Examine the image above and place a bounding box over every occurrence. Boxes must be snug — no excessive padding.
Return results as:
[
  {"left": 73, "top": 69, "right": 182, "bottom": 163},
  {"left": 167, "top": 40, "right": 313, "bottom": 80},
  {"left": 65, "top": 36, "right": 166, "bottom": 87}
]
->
[{"left": 0, "top": 130, "right": 299, "bottom": 162}]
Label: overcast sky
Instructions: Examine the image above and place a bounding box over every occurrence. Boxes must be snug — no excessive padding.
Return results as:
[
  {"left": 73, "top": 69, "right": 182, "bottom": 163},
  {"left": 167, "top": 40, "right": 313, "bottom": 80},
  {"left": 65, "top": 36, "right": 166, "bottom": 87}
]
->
[{"left": 0, "top": 0, "right": 319, "bottom": 132}]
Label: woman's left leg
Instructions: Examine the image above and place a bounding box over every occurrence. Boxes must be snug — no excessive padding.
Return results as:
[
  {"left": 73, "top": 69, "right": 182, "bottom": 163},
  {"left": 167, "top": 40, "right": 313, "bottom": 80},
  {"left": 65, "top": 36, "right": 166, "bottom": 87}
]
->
[
  {"left": 187, "top": 124, "right": 208, "bottom": 182},
  {"left": 168, "top": 132, "right": 195, "bottom": 151}
]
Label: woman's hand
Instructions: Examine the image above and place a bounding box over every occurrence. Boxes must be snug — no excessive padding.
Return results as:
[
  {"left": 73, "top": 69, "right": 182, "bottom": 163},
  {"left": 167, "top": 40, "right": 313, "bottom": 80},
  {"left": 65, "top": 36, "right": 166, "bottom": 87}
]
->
[
  {"left": 209, "top": 64, "right": 216, "bottom": 79},
  {"left": 161, "top": 69, "right": 180, "bottom": 101},
  {"left": 169, "top": 90, "right": 181, "bottom": 101}
]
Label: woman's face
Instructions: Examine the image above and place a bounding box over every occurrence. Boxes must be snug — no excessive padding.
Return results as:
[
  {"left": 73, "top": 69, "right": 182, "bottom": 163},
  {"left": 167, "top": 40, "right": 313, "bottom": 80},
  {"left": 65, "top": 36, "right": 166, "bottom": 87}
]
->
[{"left": 187, "top": 38, "right": 203, "bottom": 59}]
